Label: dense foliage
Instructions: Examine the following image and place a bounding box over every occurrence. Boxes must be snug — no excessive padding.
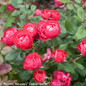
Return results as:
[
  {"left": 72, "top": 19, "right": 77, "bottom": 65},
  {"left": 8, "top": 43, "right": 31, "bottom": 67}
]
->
[{"left": 0, "top": 0, "right": 86, "bottom": 86}]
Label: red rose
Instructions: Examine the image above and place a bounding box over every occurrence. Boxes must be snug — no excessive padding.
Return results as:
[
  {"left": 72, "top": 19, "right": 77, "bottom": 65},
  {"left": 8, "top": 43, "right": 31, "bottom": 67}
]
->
[
  {"left": 50, "top": 10, "right": 60, "bottom": 21},
  {"left": 43, "top": 20, "right": 60, "bottom": 38},
  {"left": 81, "top": 0, "right": 85, "bottom": 3},
  {"left": 42, "top": 9, "right": 51, "bottom": 20},
  {"left": 23, "top": 23, "right": 37, "bottom": 37},
  {"left": 1, "top": 28, "right": 18, "bottom": 46},
  {"left": 23, "top": 52, "right": 43, "bottom": 70},
  {"left": 50, "top": 71, "right": 71, "bottom": 86},
  {"left": 34, "top": 9, "right": 42, "bottom": 16},
  {"left": 7, "top": 4, "right": 15, "bottom": 12},
  {"left": 77, "top": 39, "right": 86, "bottom": 56},
  {"left": 54, "top": 0, "right": 64, "bottom": 7},
  {"left": 13, "top": 30, "right": 33, "bottom": 50},
  {"left": 51, "top": 49, "right": 67, "bottom": 63},
  {"left": 35, "top": 20, "right": 50, "bottom": 41},
  {"left": 33, "top": 70, "right": 46, "bottom": 83}
]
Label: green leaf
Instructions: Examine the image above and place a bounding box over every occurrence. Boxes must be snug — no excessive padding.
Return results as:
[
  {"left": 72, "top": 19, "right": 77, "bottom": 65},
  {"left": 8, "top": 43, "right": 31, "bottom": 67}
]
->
[
  {"left": 5, "top": 50, "right": 20, "bottom": 61},
  {"left": 73, "top": 25, "right": 86, "bottom": 40},
  {"left": 67, "top": 4, "right": 74, "bottom": 10},
  {"left": 77, "top": 7, "right": 84, "bottom": 21},
  {"left": 60, "top": 21, "right": 67, "bottom": 33},
  {"left": 59, "top": 0, "right": 70, "bottom": 3},
  {"left": 65, "top": 17, "right": 75, "bottom": 33},
  {"left": 11, "top": 10, "right": 21, "bottom": 16},
  {"left": 3, "top": 16, "right": 15, "bottom": 27},
  {"left": 18, "top": 70, "right": 33, "bottom": 81},
  {"left": 74, "top": 15, "right": 83, "bottom": 22},
  {"left": 17, "top": 0, "right": 23, "bottom": 4},
  {"left": 25, "top": 10, "right": 33, "bottom": 16},
  {"left": 26, "top": 4, "right": 29, "bottom": 10},
  {"left": 60, "top": 63, "right": 75, "bottom": 73},
  {"left": 31, "top": 5, "right": 37, "bottom": 11},
  {"left": 75, "top": 63, "right": 84, "bottom": 70},
  {"left": 73, "top": 82, "right": 85, "bottom": 86},
  {"left": 0, "top": 5, "right": 6, "bottom": 13},
  {"left": 11, "top": 0, "right": 23, "bottom": 8},
  {"left": 29, "top": 16, "right": 41, "bottom": 23},
  {"left": 77, "top": 68, "right": 86, "bottom": 77},
  {"left": 17, "top": 21, "right": 26, "bottom": 28},
  {"left": 74, "top": 0, "right": 81, "bottom": 3},
  {"left": 19, "top": 15, "right": 25, "bottom": 20},
  {"left": 71, "top": 72, "right": 78, "bottom": 81},
  {"left": 59, "top": 44, "right": 68, "bottom": 50}
]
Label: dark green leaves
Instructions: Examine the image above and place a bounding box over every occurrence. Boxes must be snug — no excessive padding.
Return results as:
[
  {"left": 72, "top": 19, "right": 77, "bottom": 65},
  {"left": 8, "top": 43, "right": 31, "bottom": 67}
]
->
[
  {"left": 65, "top": 17, "right": 75, "bottom": 33},
  {"left": 31, "top": 5, "right": 37, "bottom": 11},
  {"left": 77, "top": 7, "right": 84, "bottom": 21},
  {"left": 11, "top": 10, "right": 21, "bottom": 16},
  {"left": 18, "top": 70, "right": 33, "bottom": 81},
  {"left": 5, "top": 50, "right": 20, "bottom": 61},
  {"left": 73, "top": 25, "right": 86, "bottom": 40}
]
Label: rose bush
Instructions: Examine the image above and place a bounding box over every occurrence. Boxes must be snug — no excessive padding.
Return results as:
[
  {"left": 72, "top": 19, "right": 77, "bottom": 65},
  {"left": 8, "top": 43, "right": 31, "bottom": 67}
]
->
[{"left": 0, "top": 0, "right": 86, "bottom": 86}]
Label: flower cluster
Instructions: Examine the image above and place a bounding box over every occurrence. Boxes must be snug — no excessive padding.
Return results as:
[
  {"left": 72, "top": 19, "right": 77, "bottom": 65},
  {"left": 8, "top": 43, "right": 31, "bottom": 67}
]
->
[
  {"left": 2, "top": 8, "right": 73, "bottom": 86},
  {"left": 1, "top": 20, "right": 60, "bottom": 48},
  {"left": 23, "top": 48, "right": 69, "bottom": 84},
  {"left": 34, "top": 9, "right": 60, "bottom": 21},
  {"left": 42, "top": 9, "right": 60, "bottom": 21}
]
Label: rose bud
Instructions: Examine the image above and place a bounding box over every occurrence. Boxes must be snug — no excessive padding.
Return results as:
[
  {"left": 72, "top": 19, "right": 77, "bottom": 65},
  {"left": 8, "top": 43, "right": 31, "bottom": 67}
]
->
[
  {"left": 36, "top": 20, "right": 50, "bottom": 41},
  {"left": 81, "top": 0, "right": 85, "bottom": 3},
  {"left": 43, "top": 48, "right": 52, "bottom": 61},
  {"left": 33, "top": 70, "right": 46, "bottom": 83},
  {"left": 42, "top": 20, "right": 60, "bottom": 38},
  {"left": 7, "top": 4, "right": 15, "bottom": 12},
  {"left": 77, "top": 39, "right": 86, "bottom": 56},
  {"left": 34, "top": 9, "right": 42, "bottom": 16},
  {"left": 50, "top": 10, "right": 60, "bottom": 21},
  {"left": 54, "top": 0, "right": 64, "bottom": 7},
  {"left": 23, "top": 52, "right": 43, "bottom": 70},
  {"left": 23, "top": 23, "right": 37, "bottom": 37},
  {"left": 51, "top": 49, "right": 67, "bottom": 63},
  {"left": 50, "top": 71, "right": 71, "bottom": 86},
  {"left": 42, "top": 9, "right": 51, "bottom": 20},
  {"left": 13, "top": 30, "right": 33, "bottom": 50},
  {"left": 1, "top": 28, "right": 18, "bottom": 46}
]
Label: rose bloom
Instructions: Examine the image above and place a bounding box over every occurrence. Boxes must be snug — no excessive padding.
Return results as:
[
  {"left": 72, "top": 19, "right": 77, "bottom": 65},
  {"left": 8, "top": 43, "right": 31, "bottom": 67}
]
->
[
  {"left": 33, "top": 70, "right": 46, "bottom": 83},
  {"left": 50, "top": 71, "right": 71, "bottom": 86},
  {"left": 81, "top": 0, "right": 85, "bottom": 3},
  {"left": 7, "top": 4, "right": 15, "bottom": 12},
  {"left": 23, "top": 23, "right": 37, "bottom": 37},
  {"left": 13, "top": 30, "right": 33, "bottom": 50},
  {"left": 42, "top": 9, "right": 51, "bottom": 20},
  {"left": 51, "top": 49, "right": 67, "bottom": 63},
  {"left": 54, "top": 0, "right": 64, "bottom": 7},
  {"left": 50, "top": 10, "right": 60, "bottom": 21},
  {"left": 23, "top": 52, "right": 42, "bottom": 70},
  {"left": 1, "top": 28, "right": 18, "bottom": 46},
  {"left": 77, "top": 39, "right": 86, "bottom": 56},
  {"left": 35, "top": 20, "right": 50, "bottom": 41},
  {"left": 42, "top": 20, "right": 60, "bottom": 38},
  {"left": 34, "top": 9, "right": 42, "bottom": 16}
]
